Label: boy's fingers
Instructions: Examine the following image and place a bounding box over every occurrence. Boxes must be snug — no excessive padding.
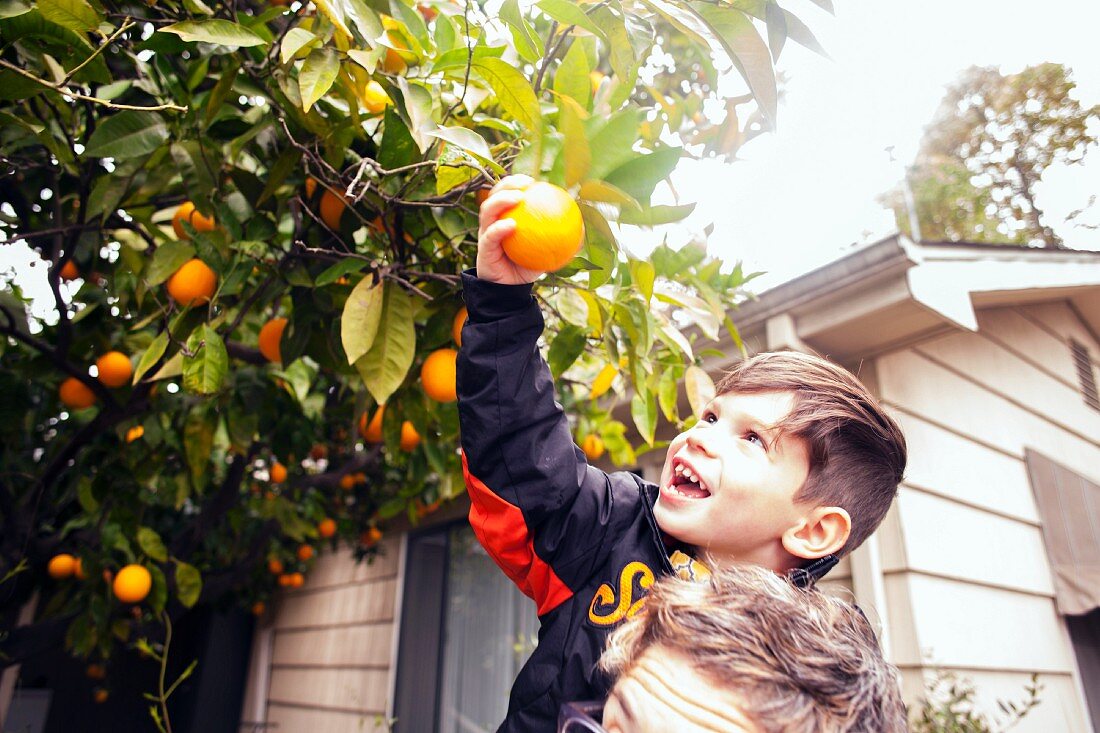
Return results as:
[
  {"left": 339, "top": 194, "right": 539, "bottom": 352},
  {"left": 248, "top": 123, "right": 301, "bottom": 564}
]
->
[
  {"left": 480, "top": 218, "right": 517, "bottom": 247},
  {"left": 490, "top": 174, "right": 534, "bottom": 195},
  {"left": 478, "top": 189, "right": 524, "bottom": 232}
]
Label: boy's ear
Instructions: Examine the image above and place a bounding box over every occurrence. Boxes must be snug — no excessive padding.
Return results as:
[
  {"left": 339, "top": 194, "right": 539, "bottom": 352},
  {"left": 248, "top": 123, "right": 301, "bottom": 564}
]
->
[{"left": 781, "top": 506, "right": 851, "bottom": 560}]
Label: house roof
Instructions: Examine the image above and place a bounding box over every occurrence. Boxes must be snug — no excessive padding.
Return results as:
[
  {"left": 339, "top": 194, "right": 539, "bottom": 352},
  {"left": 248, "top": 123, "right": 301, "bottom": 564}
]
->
[{"left": 721, "top": 235, "right": 1100, "bottom": 363}]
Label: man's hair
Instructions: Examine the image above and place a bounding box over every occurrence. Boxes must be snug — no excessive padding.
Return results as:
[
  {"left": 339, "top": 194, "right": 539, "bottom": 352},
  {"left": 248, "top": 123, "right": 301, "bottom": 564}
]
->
[
  {"left": 600, "top": 564, "right": 908, "bottom": 733},
  {"left": 715, "top": 350, "right": 906, "bottom": 555}
]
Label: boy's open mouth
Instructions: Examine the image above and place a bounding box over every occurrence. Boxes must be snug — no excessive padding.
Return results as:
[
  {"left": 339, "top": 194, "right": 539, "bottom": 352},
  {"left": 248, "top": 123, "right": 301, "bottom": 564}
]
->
[{"left": 667, "top": 461, "right": 712, "bottom": 499}]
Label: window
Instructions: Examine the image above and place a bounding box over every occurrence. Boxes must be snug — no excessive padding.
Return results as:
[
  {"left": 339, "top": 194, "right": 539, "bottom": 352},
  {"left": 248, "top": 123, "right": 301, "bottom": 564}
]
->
[
  {"left": 393, "top": 522, "right": 539, "bottom": 733},
  {"left": 1070, "top": 339, "right": 1100, "bottom": 411}
]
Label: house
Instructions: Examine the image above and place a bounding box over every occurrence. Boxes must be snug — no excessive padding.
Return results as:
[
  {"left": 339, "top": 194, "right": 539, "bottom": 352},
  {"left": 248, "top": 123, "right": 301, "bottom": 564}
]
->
[{"left": 239, "top": 236, "right": 1100, "bottom": 733}]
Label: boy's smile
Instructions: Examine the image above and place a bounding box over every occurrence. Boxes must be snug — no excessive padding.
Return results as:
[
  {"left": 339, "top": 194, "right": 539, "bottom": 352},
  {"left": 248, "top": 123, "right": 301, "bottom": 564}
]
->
[{"left": 654, "top": 390, "right": 813, "bottom": 571}]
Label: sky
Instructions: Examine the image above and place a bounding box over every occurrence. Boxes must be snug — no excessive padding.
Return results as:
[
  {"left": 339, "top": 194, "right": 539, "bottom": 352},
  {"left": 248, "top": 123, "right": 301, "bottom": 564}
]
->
[{"left": 655, "top": 0, "right": 1100, "bottom": 290}]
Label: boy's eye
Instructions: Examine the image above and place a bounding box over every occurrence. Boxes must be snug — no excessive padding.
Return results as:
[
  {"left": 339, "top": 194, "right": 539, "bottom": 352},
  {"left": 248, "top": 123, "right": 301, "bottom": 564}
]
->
[
  {"left": 702, "top": 411, "right": 717, "bottom": 424},
  {"left": 744, "top": 432, "right": 765, "bottom": 449}
]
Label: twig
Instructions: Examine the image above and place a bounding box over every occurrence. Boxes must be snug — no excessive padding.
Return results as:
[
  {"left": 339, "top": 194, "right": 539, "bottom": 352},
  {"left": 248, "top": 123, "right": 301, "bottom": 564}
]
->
[
  {"left": 63, "top": 20, "right": 137, "bottom": 85},
  {"left": 0, "top": 59, "right": 187, "bottom": 112}
]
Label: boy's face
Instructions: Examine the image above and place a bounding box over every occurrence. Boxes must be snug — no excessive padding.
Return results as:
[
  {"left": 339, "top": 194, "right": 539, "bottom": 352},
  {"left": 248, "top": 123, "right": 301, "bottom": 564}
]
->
[{"left": 654, "top": 390, "right": 812, "bottom": 570}]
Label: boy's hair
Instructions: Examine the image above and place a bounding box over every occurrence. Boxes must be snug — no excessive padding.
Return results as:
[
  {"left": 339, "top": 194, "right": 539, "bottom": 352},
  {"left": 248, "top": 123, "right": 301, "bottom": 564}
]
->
[
  {"left": 715, "top": 350, "right": 906, "bottom": 555},
  {"left": 600, "top": 564, "right": 908, "bottom": 733}
]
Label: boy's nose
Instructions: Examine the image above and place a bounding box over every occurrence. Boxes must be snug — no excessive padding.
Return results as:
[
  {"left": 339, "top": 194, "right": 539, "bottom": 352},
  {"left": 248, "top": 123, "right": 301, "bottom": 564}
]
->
[{"left": 685, "top": 431, "right": 715, "bottom": 456}]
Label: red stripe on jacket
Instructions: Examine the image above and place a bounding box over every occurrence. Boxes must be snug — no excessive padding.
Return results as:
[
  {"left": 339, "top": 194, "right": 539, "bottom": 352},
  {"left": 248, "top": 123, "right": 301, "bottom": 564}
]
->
[{"left": 462, "top": 451, "right": 573, "bottom": 616}]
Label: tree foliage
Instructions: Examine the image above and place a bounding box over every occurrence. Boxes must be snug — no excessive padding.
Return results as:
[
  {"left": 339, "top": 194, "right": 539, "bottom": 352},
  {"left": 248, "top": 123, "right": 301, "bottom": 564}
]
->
[
  {"left": 882, "top": 63, "right": 1099, "bottom": 247},
  {"left": 0, "top": 0, "right": 827, "bottom": 714}
]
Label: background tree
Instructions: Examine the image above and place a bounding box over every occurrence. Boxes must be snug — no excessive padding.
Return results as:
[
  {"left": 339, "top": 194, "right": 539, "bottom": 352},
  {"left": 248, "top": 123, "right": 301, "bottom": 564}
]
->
[
  {"left": 0, "top": 0, "right": 828, "bottom": 722},
  {"left": 881, "top": 63, "right": 1098, "bottom": 247}
]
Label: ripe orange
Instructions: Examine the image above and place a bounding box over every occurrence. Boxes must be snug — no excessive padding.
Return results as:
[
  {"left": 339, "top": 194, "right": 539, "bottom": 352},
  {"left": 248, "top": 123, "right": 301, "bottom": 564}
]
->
[
  {"left": 277, "top": 573, "right": 293, "bottom": 587},
  {"left": 306, "top": 178, "right": 348, "bottom": 231},
  {"left": 59, "top": 377, "right": 96, "bottom": 410},
  {"left": 358, "top": 79, "right": 392, "bottom": 114},
  {"left": 73, "top": 557, "right": 86, "bottom": 580},
  {"left": 59, "top": 260, "right": 80, "bottom": 281},
  {"left": 297, "top": 544, "right": 314, "bottom": 562},
  {"left": 172, "top": 201, "right": 217, "bottom": 240},
  {"left": 581, "top": 433, "right": 605, "bottom": 461},
  {"left": 96, "top": 351, "right": 132, "bottom": 388},
  {"left": 361, "top": 526, "right": 382, "bottom": 547},
  {"left": 268, "top": 558, "right": 284, "bottom": 574},
  {"left": 48, "top": 553, "right": 76, "bottom": 579},
  {"left": 360, "top": 405, "right": 385, "bottom": 443},
  {"left": 417, "top": 3, "right": 437, "bottom": 21},
  {"left": 113, "top": 564, "right": 152, "bottom": 604},
  {"left": 93, "top": 689, "right": 109, "bottom": 704},
  {"left": 421, "top": 348, "right": 458, "bottom": 402},
  {"left": 379, "top": 17, "right": 411, "bottom": 74},
  {"left": 86, "top": 663, "right": 107, "bottom": 681},
  {"left": 126, "top": 425, "right": 145, "bottom": 443},
  {"left": 501, "top": 182, "right": 584, "bottom": 272},
  {"left": 270, "top": 462, "right": 287, "bottom": 483},
  {"left": 453, "top": 306, "right": 467, "bottom": 347},
  {"left": 289, "top": 572, "right": 305, "bottom": 587},
  {"left": 318, "top": 518, "right": 336, "bottom": 538},
  {"left": 258, "top": 317, "right": 288, "bottom": 364},
  {"left": 339, "top": 474, "right": 356, "bottom": 490},
  {"left": 399, "top": 421, "right": 420, "bottom": 452},
  {"left": 166, "top": 258, "right": 217, "bottom": 307},
  {"left": 252, "top": 601, "right": 266, "bottom": 616}
]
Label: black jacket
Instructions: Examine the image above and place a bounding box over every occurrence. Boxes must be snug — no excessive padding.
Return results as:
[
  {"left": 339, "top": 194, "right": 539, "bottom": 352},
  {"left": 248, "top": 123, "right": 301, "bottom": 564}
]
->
[{"left": 456, "top": 271, "right": 836, "bottom": 733}]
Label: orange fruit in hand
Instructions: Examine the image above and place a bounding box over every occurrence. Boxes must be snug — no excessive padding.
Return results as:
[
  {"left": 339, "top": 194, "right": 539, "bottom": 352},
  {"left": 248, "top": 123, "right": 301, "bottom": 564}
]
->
[
  {"left": 96, "top": 351, "right": 132, "bottom": 388},
  {"left": 60, "top": 377, "right": 96, "bottom": 409},
  {"left": 48, "top": 553, "right": 76, "bottom": 579},
  {"left": 167, "top": 258, "right": 217, "bottom": 307},
  {"left": 297, "top": 544, "right": 314, "bottom": 562},
  {"left": 500, "top": 182, "right": 584, "bottom": 272},
  {"left": 318, "top": 518, "right": 336, "bottom": 538},
  {"left": 453, "top": 306, "right": 467, "bottom": 347},
  {"left": 581, "top": 433, "right": 605, "bottom": 461},
  {"left": 172, "top": 201, "right": 216, "bottom": 240},
  {"left": 258, "top": 317, "right": 288, "bottom": 364},
  {"left": 59, "top": 260, "right": 80, "bottom": 281},
  {"left": 421, "top": 348, "right": 458, "bottom": 402},
  {"left": 360, "top": 405, "right": 385, "bottom": 443},
  {"left": 113, "top": 564, "right": 152, "bottom": 604},
  {"left": 399, "top": 421, "right": 420, "bottom": 452},
  {"left": 270, "top": 462, "right": 287, "bottom": 483}
]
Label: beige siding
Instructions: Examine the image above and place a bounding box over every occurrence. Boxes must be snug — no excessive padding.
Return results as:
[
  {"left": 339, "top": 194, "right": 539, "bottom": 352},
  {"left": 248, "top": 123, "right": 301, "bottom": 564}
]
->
[
  {"left": 875, "top": 300, "right": 1098, "bottom": 732},
  {"left": 243, "top": 535, "right": 403, "bottom": 732}
]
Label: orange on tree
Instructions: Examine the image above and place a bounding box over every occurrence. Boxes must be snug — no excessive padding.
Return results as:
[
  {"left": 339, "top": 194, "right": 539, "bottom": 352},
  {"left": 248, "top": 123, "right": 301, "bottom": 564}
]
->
[
  {"left": 399, "top": 421, "right": 420, "bottom": 452},
  {"left": 500, "top": 182, "right": 585, "bottom": 272},
  {"left": 252, "top": 601, "right": 266, "bottom": 616},
  {"left": 95, "top": 351, "right": 132, "bottom": 388},
  {"left": 318, "top": 518, "right": 337, "bottom": 538},
  {"left": 453, "top": 306, "right": 467, "bottom": 347},
  {"left": 277, "top": 573, "right": 293, "bottom": 587},
  {"left": 416, "top": 3, "right": 437, "bottom": 21},
  {"left": 359, "top": 405, "right": 385, "bottom": 443},
  {"left": 296, "top": 544, "right": 314, "bottom": 562},
  {"left": 379, "top": 16, "right": 412, "bottom": 74},
  {"left": 258, "top": 317, "right": 288, "bottom": 364},
  {"left": 171, "top": 201, "right": 217, "bottom": 240},
  {"left": 306, "top": 177, "right": 348, "bottom": 230},
  {"left": 93, "top": 689, "right": 109, "bottom": 704},
  {"left": 421, "top": 348, "right": 458, "bottom": 402},
  {"left": 357, "top": 79, "right": 392, "bottom": 115},
  {"left": 360, "top": 526, "right": 382, "bottom": 547},
  {"left": 86, "top": 663, "right": 106, "bottom": 681},
  {"left": 73, "top": 557, "right": 86, "bottom": 580},
  {"left": 339, "top": 473, "right": 356, "bottom": 491},
  {"left": 112, "top": 564, "right": 152, "bottom": 604},
  {"left": 47, "top": 553, "right": 76, "bottom": 579},
  {"left": 59, "top": 260, "right": 80, "bottom": 281},
  {"left": 268, "top": 558, "right": 284, "bottom": 575},
  {"left": 289, "top": 572, "right": 305, "bottom": 588},
  {"left": 125, "top": 425, "right": 144, "bottom": 443},
  {"left": 270, "top": 461, "right": 287, "bottom": 483},
  {"left": 581, "top": 433, "right": 605, "bottom": 461},
  {"left": 166, "top": 258, "right": 217, "bottom": 307},
  {"left": 59, "top": 377, "right": 96, "bottom": 410}
]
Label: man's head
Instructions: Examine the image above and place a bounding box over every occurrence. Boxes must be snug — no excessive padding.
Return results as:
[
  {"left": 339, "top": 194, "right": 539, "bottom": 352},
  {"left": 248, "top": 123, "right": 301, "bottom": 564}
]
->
[
  {"left": 654, "top": 351, "right": 906, "bottom": 570},
  {"left": 597, "top": 564, "right": 908, "bottom": 733}
]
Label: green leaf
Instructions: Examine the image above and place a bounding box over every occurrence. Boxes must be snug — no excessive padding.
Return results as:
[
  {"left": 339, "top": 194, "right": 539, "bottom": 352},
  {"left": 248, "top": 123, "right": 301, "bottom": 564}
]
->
[
  {"left": 76, "top": 477, "right": 98, "bottom": 513},
  {"left": 148, "top": 565, "right": 168, "bottom": 615},
  {"left": 536, "top": 0, "right": 607, "bottom": 41},
  {"left": 183, "top": 407, "right": 215, "bottom": 490},
  {"left": 145, "top": 240, "right": 195, "bottom": 287},
  {"left": 472, "top": 58, "right": 542, "bottom": 134},
  {"left": 691, "top": 3, "right": 777, "bottom": 128},
  {"left": 631, "top": 388, "right": 657, "bottom": 445},
  {"left": 500, "top": 0, "right": 543, "bottom": 62},
  {"left": 0, "top": 0, "right": 32, "bottom": 19},
  {"left": 174, "top": 561, "right": 202, "bottom": 608},
  {"left": 354, "top": 285, "right": 416, "bottom": 405},
  {"left": 84, "top": 111, "right": 169, "bottom": 159},
  {"left": 630, "top": 260, "right": 655, "bottom": 303},
  {"left": 555, "top": 288, "right": 589, "bottom": 328},
  {"left": 579, "top": 204, "right": 617, "bottom": 289},
  {"left": 203, "top": 60, "right": 240, "bottom": 127},
  {"left": 136, "top": 527, "right": 168, "bottom": 563},
  {"left": 658, "top": 366, "right": 679, "bottom": 422},
  {"left": 558, "top": 96, "right": 590, "bottom": 187},
  {"left": 378, "top": 106, "right": 418, "bottom": 169},
  {"left": 133, "top": 332, "right": 169, "bottom": 384},
  {"left": 160, "top": 19, "right": 267, "bottom": 48},
  {"left": 280, "top": 27, "right": 319, "bottom": 64},
  {"left": 577, "top": 180, "right": 639, "bottom": 209},
  {"left": 547, "top": 325, "right": 586, "bottom": 377},
  {"left": 431, "top": 44, "right": 506, "bottom": 73},
  {"left": 257, "top": 147, "right": 301, "bottom": 205},
  {"left": 618, "top": 203, "right": 696, "bottom": 226},
  {"left": 183, "top": 325, "right": 228, "bottom": 394},
  {"left": 341, "top": 276, "right": 384, "bottom": 364},
  {"left": 764, "top": 0, "right": 786, "bottom": 61},
  {"left": 428, "top": 126, "right": 493, "bottom": 161},
  {"left": 604, "top": 146, "right": 682, "bottom": 205},
  {"left": 37, "top": 0, "right": 99, "bottom": 33},
  {"left": 170, "top": 141, "right": 218, "bottom": 203},
  {"left": 316, "top": 257, "right": 368, "bottom": 287},
  {"left": 684, "top": 365, "right": 715, "bottom": 419},
  {"left": 586, "top": 110, "right": 639, "bottom": 181},
  {"left": 781, "top": 9, "right": 828, "bottom": 56},
  {"left": 299, "top": 47, "right": 340, "bottom": 112},
  {"left": 553, "top": 39, "right": 592, "bottom": 109},
  {"left": 86, "top": 174, "right": 132, "bottom": 221}
]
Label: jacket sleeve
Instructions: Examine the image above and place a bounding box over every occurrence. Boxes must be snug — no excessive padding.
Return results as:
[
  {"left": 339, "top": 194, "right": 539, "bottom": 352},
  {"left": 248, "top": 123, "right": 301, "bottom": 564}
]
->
[{"left": 457, "top": 270, "right": 633, "bottom": 616}]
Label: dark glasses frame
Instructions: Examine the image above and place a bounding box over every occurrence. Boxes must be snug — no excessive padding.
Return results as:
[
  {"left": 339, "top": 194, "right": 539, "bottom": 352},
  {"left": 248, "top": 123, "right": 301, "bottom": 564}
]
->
[{"left": 558, "top": 700, "right": 608, "bottom": 732}]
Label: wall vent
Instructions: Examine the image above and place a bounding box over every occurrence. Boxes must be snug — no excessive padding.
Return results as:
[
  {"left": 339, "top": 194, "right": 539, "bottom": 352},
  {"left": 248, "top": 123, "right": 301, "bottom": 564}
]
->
[{"left": 1070, "top": 339, "right": 1100, "bottom": 411}]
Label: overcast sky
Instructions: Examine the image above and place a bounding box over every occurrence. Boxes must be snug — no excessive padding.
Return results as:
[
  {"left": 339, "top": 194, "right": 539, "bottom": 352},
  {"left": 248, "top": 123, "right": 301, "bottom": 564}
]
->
[{"left": 656, "top": 0, "right": 1100, "bottom": 290}]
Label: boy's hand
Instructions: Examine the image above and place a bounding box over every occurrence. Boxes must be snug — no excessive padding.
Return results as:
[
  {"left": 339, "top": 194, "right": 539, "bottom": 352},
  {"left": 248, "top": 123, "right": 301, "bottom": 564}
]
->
[{"left": 476, "top": 175, "right": 544, "bottom": 285}]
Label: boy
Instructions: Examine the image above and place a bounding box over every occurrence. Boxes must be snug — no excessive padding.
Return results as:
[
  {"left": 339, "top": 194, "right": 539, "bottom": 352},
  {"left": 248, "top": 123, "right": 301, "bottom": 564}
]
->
[{"left": 457, "top": 176, "right": 907, "bottom": 732}]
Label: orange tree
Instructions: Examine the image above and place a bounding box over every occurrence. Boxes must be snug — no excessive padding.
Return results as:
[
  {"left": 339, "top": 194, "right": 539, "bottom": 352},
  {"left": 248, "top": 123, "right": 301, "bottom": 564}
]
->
[{"left": 0, "top": 0, "right": 828, "bottom": 714}]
